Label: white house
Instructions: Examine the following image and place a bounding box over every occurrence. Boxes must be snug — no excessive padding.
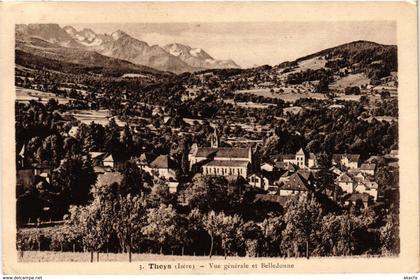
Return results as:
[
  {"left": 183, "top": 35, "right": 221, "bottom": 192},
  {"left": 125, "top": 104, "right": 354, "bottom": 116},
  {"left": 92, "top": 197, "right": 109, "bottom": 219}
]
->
[
  {"left": 283, "top": 148, "right": 306, "bottom": 168},
  {"left": 307, "top": 153, "right": 318, "bottom": 169},
  {"left": 272, "top": 148, "right": 307, "bottom": 169},
  {"left": 355, "top": 180, "right": 378, "bottom": 201},
  {"left": 332, "top": 154, "right": 360, "bottom": 169},
  {"left": 360, "top": 163, "right": 376, "bottom": 176},
  {"left": 248, "top": 173, "right": 264, "bottom": 188},
  {"left": 260, "top": 163, "right": 274, "bottom": 172},
  {"left": 68, "top": 126, "right": 79, "bottom": 138},
  {"left": 336, "top": 173, "right": 354, "bottom": 194},
  {"left": 167, "top": 181, "right": 179, "bottom": 193}
]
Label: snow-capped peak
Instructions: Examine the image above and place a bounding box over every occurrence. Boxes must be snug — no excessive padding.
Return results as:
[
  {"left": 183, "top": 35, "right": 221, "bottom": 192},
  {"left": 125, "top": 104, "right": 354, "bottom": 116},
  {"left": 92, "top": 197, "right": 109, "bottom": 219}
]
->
[
  {"left": 111, "top": 30, "right": 127, "bottom": 40},
  {"left": 189, "top": 48, "right": 203, "bottom": 57},
  {"left": 80, "top": 28, "right": 97, "bottom": 42},
  {"left": 63, "top": 25, "right": 77, "bottom": 36},
  {"left": 167, "top": 44, "right": 184, "bottom": 57}
]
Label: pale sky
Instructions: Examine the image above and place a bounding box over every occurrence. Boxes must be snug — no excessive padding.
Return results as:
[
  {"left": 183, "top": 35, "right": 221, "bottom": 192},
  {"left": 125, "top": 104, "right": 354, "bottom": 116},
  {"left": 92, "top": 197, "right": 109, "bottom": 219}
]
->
[{"left": 70, "top": 22, "right": 396, "bottom": 68}]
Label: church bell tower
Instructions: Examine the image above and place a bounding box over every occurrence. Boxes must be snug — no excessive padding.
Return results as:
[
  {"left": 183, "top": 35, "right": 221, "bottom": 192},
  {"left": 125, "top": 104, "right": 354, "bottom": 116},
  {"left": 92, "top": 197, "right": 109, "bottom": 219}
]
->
[{"left": 210, "top": 128, "right": 219, "bottom": 148}]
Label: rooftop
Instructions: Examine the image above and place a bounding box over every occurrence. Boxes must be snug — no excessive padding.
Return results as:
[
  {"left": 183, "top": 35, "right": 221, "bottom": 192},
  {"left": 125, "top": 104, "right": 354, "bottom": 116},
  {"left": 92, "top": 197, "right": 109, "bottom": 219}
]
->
[
  {"left": 89, "top": 152, "right": 106, "bottom": 160},
  {"left": 97, "top": 172, "right": 123, "bottom": 187},
  {"left": 360, "top": 163, "right": 376, "bottom": 170},
  {"left": 194, "top": 147, "right": 250, "bottom": 159},
  {"left": 280, "top": 173, "right": 310, "bottom": 191},
  {"left": 150, "top": 155, "right": 177, "bottom": 169},
  {"left": 332, "top": 154, "right": 360, "bottom": 163}
]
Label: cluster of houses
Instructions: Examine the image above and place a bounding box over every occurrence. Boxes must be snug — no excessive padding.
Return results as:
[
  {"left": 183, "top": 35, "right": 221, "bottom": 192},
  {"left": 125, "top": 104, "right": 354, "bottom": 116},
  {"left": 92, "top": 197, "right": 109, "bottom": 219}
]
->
[
  {"left": 185, "top": 130, "right": 399, "bottom": 207},
  {"left": 16, "top": 125, "right": 398, "bottom": 209}
]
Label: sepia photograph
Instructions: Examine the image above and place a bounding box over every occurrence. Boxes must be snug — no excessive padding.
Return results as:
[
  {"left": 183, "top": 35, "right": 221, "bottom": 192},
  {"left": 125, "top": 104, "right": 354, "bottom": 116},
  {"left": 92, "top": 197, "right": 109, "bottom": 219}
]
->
[
  {"left": 13, "top": 20, "right": 400, "bottom": 261},
  {"left": 1, "top": 1, "right": 418, "bottom": 276}
]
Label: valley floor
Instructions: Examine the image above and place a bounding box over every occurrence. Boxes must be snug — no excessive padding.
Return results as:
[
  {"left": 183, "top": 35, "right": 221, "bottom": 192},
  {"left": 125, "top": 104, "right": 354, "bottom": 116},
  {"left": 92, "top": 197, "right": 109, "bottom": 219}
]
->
[{"left": 19, "top": 251, "right": 256, "bottom": 262}]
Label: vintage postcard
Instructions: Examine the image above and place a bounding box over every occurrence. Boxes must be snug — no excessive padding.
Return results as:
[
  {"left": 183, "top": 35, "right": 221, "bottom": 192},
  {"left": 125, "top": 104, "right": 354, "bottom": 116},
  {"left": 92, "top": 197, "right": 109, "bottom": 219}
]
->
[{"left": 1, "top": 1, "right": 419, "bottom": 275}]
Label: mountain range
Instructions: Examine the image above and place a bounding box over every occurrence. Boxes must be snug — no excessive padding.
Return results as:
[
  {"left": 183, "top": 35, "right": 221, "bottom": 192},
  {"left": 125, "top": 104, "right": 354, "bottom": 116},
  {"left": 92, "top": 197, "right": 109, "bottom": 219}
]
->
[{"left": 15, "top": 24, "right": 240, "bottom": 74}]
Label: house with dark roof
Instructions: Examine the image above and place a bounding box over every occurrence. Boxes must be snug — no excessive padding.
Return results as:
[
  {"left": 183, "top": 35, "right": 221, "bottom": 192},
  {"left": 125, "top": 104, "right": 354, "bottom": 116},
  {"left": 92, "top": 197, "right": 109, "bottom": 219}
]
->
[
  {"left": 332, "top": 154, "right": 361, "bottom": 169},
  {"left": 336, "top": 172, "right": 354, "bottom": 194},
  {"left": 134, "top": 152, "right": 157, "bottom": 169},
  {"left": 279, "top": 172, "right": 312, "bottom": 196},
  {"left": 360, "top": 163, "right": 376, "bottom": 176},
  {"left": 344, "top": 192, "right": 371, "bottom": 208},
  {"left": 103, "top": 153, "right": 127, "bottom": 171},
  {"left": 89, "top": 152, "right": 107, "bottom": 167},
  {"left": 248, "top": 173, "right": 264, "bottom": 189},
  {"left": 148, "top": 155, "right": 177, "bottom": 180},
  {"left": 355, "top": 180, "right": 378, "bottom": 201}
]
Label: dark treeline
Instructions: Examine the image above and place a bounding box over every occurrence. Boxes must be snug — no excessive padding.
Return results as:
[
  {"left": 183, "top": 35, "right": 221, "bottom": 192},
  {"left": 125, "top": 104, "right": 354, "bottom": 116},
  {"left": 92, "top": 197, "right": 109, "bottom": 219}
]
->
[{"left": 17, "top": 173, "right": 399, "bottom": 258}]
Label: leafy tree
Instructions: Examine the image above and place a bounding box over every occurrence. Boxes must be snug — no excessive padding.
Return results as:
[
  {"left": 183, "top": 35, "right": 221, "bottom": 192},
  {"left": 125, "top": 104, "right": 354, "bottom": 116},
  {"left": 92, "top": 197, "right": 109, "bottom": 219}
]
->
[
  {"left": 146, "top": 182, "right": 176, "bottom": 208},
  {"left": 120, "top": 161, "right": 151, "bottom": 196},
  {"left": 53, "top": 156, "right": 96, "bottom": 206},
  {"left": 203, "top": 211, "right": 243, "bottom": 258},
  {"left": 240, "top": 221, "right": 263, "bottom": 257},
  {"left": 142, "top": 204, "right": 181, "bottom": 254},
  {"left": 66, "top": 185, "right": 147, "bottom": 261},
  {"left": 344, "top": 86, "right": 361, "bottom": 95},
  {"left": 380, "top": 212, "right": 399, "bottom": 255},
  {"left": 281, "top": 194, "right": 324, "bottom": 258},
  {"left": 261, "top": 215, "right": 284, "bottom": 257},
  {"left": 316, "top": 78, "right": 330, "bottom": 93},
  {"left": 182, "top": 175, "right": 229, "bottom": 213}
]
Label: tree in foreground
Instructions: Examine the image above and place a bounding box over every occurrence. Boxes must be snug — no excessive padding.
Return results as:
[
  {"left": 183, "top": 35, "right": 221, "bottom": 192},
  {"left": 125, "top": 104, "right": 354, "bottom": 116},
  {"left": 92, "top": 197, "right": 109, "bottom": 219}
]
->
[{"left": 203, "top": 211, "right": 243, "bottom": 258}]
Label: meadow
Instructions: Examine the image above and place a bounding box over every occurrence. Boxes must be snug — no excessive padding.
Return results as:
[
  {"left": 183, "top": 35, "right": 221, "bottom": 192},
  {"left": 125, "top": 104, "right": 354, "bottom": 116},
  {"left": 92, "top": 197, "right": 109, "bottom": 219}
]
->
[
  {"left": 18, "top": 251, "right": 242, "bottom": 262},
  {"left": 16, "top": 87, "right": 73, "bottom": 104}
]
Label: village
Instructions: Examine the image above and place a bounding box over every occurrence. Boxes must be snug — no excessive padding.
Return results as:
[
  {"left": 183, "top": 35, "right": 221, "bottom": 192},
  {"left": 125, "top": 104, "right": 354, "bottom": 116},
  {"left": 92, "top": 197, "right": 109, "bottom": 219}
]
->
[
  {"left": 16, "top": 114, "right": 399, "bottom": 221},
  {"left": 14, "top": 34, "right": 400, "bottom": 259}
]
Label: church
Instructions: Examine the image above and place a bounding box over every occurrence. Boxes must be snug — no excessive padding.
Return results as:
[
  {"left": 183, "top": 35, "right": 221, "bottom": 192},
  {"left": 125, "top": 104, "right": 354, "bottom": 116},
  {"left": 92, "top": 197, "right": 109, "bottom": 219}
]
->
[{"left": 188, "top": 129, "right": 254, "bottom": 178}]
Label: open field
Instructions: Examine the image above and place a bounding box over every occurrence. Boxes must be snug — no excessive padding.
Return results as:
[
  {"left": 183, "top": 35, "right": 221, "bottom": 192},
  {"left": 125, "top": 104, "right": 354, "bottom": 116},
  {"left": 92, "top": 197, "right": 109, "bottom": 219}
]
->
[
  {"left": 62, "top": 110, "right": 127, "bottom": 127},
  {"left": 283, "top": 106, "right": 303, "bottom": 115},
  {"left": 224, "top": 99, "right": 275, "bottom": 109},
  {"left": 296, "top": 57, "right": 327, "bottom": 71},
  {"left": 19, "top": 251, "right": 249, "bottom": 262},
  {"left": 18, "top": 250, "right": 384, "bottom": 262},
  {"left": 334, "top": 94, "right": 362, "bottom": 101},
  {"left": 234, "top": 88, "right": 327, "bottom": 102},
  {"left": 365, "top": 116, "right": 397, "bottom": 123},
  {"left": 16, "top": 87, "right": 73, "bottom": 104},
  {"left": 330, "top": 73, "right": 370, "bottom": 89}
]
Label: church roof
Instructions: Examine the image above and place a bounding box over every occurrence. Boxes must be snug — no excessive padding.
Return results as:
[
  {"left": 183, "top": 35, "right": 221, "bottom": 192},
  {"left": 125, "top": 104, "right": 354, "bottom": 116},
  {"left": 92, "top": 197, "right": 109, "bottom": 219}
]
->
[{"left": 195, "top": 147, "right": 250, "bottom": 159}]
